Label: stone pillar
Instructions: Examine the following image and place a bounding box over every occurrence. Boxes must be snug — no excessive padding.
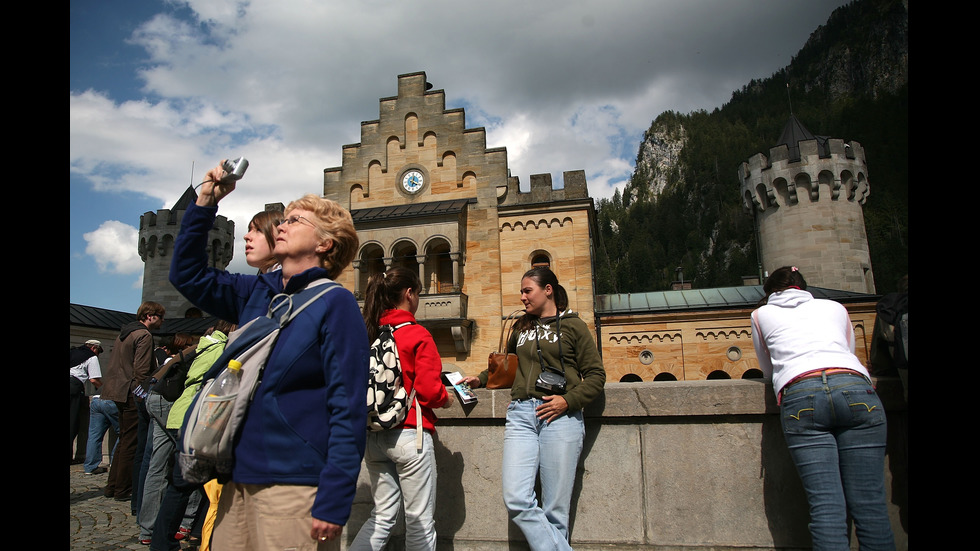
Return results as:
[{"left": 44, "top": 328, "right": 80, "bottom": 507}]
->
[
  {"left": 415, "top": 255, "right": 427, "bottom": 293},
  {"left": 450, "top": 252, "right": 461, "bottom": 292},
  {"left": 352, "top": 260, "right": 363, "bottom": 298}
]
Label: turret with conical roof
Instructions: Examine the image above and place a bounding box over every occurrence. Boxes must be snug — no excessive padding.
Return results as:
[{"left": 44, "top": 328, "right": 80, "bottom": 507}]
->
[
  {"left": 738, "top": 116, "right": 875, "bottom": 293},
  {"left": 138, "top": 187, "right": 235, "bottom": 317}
]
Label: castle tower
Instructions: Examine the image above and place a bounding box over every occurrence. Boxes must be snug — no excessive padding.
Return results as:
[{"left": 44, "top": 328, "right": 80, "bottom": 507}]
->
[
  {"left": 738, "top": 116, "right": 875, "bottom": 293},
  {"left": 139, "top": 187, "right": 235, "bottom": 317}
]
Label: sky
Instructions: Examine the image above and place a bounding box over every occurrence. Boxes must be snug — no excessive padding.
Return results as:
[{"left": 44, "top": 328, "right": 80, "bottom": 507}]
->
[{"left": 71, "top": 0, "right": 848, "bottom": 313}]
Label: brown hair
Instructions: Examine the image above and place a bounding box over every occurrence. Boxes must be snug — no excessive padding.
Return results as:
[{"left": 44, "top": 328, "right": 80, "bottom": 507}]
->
[
  {"left": 214, "top": 319, "right": 236, "bottom": 335},
  {"left": 514, "top": 267, "right": 569, "bottom": 333},
  {"left": 285, "top": 194, "right": 358, "bottom": 279},
  {"left": 137, "top": 301, "right": 166, "bottom": 322},
  {"left": 168, "top": 332, "right": 194, "bottom": 354},
  {"left": 362, "top": 267, "right": 421, "bottom": 342},
  {"left": 249, "top": 210, "right": 284, "bottom": 272}
]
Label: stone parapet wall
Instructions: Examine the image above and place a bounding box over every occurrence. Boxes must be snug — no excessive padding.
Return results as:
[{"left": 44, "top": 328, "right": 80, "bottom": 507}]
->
[{"left": 344, "top": 379, "right": 908, "bottom": 550}]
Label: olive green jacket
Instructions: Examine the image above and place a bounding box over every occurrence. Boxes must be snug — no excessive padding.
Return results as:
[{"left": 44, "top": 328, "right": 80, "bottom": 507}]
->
[{"left": 480, "top": 311, "right": 605, "bottom": 412}]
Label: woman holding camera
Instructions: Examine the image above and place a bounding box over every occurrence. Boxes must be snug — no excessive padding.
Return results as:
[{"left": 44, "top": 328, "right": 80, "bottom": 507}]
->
[
  {"left": 168, "top": 161, "right": 368, "bottom": 550},
  {"left": 463, "top": 267, "right": 605, "bottom": 551}
]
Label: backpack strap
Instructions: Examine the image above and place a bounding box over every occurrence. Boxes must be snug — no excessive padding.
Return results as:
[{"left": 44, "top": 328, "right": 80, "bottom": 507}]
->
[{"left": 268, "top": 280, "right": 342, "bottom": 328}]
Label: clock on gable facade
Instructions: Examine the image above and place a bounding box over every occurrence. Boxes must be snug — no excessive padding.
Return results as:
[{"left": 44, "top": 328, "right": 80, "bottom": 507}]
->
[{"left": 401, "top": 169, "right": 425, "bottom": 194}]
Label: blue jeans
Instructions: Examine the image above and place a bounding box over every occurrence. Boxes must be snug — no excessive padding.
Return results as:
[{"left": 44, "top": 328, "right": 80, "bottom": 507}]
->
[
  {"left": 780, "top": 372, "right": 895, "bottom": 551},
  {"left": 350, "top": 429, "right": 437, "bottom": 551},
  {"left": 151, "top": 431, "right": 207, "bottom": 551},
  {"left": 139, "top": 393, "right": 176, "bottom": 539},
  {"left": 84, "top": 397, "right": 119, "bottom": 473},
  {"left": 501, "top": 399, "right": 584, "bottom": 551}
]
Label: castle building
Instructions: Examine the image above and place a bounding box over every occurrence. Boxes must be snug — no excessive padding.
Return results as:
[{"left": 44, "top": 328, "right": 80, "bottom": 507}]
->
[
  {"left": 324, "top": 72, "right": 598, "bottom": 375},
  {"left": 139, "top": 186, "right": 235, "bottom": 317},
  {"left": 738, "top": 115, "right": 875, "bottom": 293},
  {"left": 129, "top": 79, "right": 881, "bottom": 384}
]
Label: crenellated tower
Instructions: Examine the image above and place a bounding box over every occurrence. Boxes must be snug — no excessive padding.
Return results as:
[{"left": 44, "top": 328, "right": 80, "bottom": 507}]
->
[
  {"left": 738, "top": 116, "right": 875, "bottom": 293},
  {"left": 139, "top": 187, "right": 235, "bottom": 317}
]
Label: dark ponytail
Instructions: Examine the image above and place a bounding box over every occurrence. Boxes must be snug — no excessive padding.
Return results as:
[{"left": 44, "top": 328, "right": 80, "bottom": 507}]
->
[
  {"left": 760, "top": 266, "right": 807, "bottom": 305},
  {"left": 513, "top": 267, "right": 568, "bottom": 332},
  {"left": 363, "top": 267, "right": 422, "bottom": 342}
]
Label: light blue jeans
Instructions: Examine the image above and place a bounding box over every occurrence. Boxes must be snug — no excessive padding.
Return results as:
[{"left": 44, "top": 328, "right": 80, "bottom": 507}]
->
[
  {"left": 84, "top": 397, "right": 119, "bottom": 473},
  {"left": 780, "top": 371, "right": 895, "bottom": 551},
  {"left": 502, "top": 399, "right": 584, "bottom": 551},
  {"left": 350, "top": 428, "right": 437, "bottom": 551}
]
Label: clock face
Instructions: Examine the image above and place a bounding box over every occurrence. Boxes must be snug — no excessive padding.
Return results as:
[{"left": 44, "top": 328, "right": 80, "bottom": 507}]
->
[{"left": 402, "top": 170, "right": 424, "bottom": 194}]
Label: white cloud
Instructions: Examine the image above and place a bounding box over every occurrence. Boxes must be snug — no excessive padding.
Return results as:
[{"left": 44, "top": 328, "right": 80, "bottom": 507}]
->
[
  {"left": 71, "top": 0, "right": 849, "bottom": 309},
  {"left": 83, "top": 221, "right": 143, "bottom": 274}
]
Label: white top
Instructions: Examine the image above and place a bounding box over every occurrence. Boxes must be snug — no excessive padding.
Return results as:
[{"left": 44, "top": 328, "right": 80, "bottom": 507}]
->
[
  {"left": 70, "top": 355, "right": 102, "bottom": 383},
  {"left": 751, "top": 289, "right": 868, "bottom": 395}
]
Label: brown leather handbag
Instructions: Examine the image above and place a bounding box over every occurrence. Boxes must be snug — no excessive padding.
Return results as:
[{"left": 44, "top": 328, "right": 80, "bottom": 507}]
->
[{"left": 486, "top": 309, "right": 524, "bottom": 389}]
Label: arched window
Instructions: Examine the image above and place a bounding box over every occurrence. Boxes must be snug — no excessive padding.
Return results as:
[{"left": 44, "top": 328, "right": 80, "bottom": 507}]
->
[{"left": 531, "top": 251, "right": 551, "bottom": 269}]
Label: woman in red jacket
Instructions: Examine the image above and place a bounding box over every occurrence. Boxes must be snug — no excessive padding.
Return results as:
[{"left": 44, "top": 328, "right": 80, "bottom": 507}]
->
[{"left": 351, "top": 267, "right": 452, "bottom": 551}]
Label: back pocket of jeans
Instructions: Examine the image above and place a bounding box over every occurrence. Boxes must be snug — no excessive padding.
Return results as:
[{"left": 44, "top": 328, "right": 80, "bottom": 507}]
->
[
  {"left": 841, "top": 389, "right": 885, "bottom": 427},
  {"left": 780, "top": 393, "right": 816, "bottom": 434}
]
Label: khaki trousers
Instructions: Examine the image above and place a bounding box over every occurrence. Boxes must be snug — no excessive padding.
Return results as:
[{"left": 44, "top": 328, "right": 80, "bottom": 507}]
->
[{"left": 213, "top": 482, "right": 340, "bottom": 551}]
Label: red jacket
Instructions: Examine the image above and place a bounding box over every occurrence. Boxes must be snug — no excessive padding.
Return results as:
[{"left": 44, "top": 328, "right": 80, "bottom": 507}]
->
[{"left": 380, "top": 309, "right": 449, "bottom": 432}]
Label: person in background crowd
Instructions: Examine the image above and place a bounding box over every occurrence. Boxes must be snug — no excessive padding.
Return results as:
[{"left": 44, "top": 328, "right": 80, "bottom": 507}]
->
[
  {"left": 101, "top": 302, "right": 165, "bottom": 502},
  {"left": 71, "top": 339, "right": 103, "bottom": 464}
]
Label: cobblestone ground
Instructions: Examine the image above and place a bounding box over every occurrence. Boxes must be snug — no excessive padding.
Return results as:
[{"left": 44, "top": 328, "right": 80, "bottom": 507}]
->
[{"left": 69, "top": 464, "right": 198, "bottom": 551}]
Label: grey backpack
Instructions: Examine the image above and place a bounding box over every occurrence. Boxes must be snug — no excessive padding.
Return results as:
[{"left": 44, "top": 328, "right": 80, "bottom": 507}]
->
[{"left": 179, "top": 281, "right": 340, "bottom": 484}]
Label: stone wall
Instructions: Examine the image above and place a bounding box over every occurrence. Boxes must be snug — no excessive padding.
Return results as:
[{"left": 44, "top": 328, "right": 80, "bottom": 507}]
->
[
  {"left": 344, "top": 379, "right": 908, "bottom": 550},
  {"left": 598, "top": 302, "right": 876, "bottom": 383}
]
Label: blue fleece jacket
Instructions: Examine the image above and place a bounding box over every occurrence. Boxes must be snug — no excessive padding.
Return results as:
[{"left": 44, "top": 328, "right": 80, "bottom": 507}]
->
[{"left": 169, "top": 202, "right": 369, "bottom": 525}]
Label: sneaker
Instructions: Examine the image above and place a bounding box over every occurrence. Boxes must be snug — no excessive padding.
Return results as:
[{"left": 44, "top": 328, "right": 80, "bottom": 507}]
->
[
  {"left": 174, "top": 527, "right": 191, "bottom": 541},
  {"left": 139, "top": 538, "right": 151, "bottom": 545},
  {"left": 85, "top": 467, "right": 107, "bottom": 475}
]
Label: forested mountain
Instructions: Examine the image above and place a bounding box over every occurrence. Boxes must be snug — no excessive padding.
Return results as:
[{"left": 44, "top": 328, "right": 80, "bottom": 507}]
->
[{"left": 595, "top": 0, "right": 908, "bottom": 294}]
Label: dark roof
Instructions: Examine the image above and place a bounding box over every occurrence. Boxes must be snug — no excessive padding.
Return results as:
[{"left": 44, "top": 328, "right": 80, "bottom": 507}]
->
[
  {"left": 70, "top": 303, "right": 219, "bottom": 336},
  {"left": 595, "top": 286, "right": 878, "bottom": 316},
  {"left": 70, "top": 303, "right": 136, "bottom": 331},
  {"left": 776, "top": 114, "right": 816, "bottom": 149},
  {"left": 172, "top": 186, "right": 198, "bottom": 211},
  {"left": 776, "top": 115, "right": 829, "bottom": 161},
  {"left": 351, "top": 199, "right": 472, "bottom": 224}
]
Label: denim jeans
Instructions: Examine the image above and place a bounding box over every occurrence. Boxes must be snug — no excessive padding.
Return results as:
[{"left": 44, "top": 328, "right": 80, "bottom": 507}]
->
[
  {"left": 350, "top": 429, "right": 437, "bottom": 551},
  {"left": 133, "top": 398, "right": 151, "bottom": 514},
  {"left": 139, "top": 393, "right": 176, "bottom": 539},
  {"left": 151, "top": 431, "right": 207, "bottom": 551},
  {"left": 501, "top": 399, "right": 584, "bottom": 551},
  {"left": 84, "top": 397, "right": 119, "bottom": 473},
  {"left": 780, "top": 372, "right": 895, "bottom": 551}
]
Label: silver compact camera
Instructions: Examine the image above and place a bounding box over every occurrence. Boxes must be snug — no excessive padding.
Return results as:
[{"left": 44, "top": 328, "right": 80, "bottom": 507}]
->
[
  {"left": 535, "top": 367, "right": 567, "bottom": 395},
  {"left": 221, "top": 157, "right": 249, "bottom": 182}
]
